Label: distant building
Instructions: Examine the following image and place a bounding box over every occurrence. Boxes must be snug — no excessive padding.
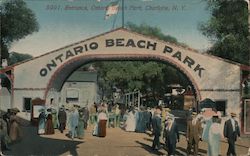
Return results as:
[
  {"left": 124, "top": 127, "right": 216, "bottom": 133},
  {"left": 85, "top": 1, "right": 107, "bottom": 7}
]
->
[
  {"left": 0, "top": 69, "right": 99, "bottom": 121},
  {"left": 60, "top": 70, "right": 99, "bottom": 108}
]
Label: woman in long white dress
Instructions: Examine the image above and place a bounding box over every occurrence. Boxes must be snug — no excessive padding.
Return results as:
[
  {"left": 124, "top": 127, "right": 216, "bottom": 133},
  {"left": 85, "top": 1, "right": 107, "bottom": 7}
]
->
[
  {"left": 208, "top": 115, "right": 223, "bottom": 156},
  {"left": 125, "top": 110, "right": 136, "bottom": 132}
]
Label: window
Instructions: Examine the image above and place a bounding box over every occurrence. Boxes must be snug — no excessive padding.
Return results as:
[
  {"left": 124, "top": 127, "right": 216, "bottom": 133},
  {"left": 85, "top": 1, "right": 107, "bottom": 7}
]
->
[
  {"left": 215, "top": 100, "right": 226, "bottom": 116},
  {"left": 23, "top": 98, "right": 32, "bottom": 112},
  {"left": 66, "top": 89, "right": 79, "bottom": 102},
  {"left": 242, "top": 79, "right": 250, "bottom": 98}
]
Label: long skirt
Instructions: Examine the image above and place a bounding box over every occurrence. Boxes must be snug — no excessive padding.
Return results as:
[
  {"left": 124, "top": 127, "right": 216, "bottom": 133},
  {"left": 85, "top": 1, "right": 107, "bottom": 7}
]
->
[
  {"left": 9, "top": 121, "right": 21, "bottom": 141},
  {"left": 125, "top": 116, "right": 136, "bottom": 132},
  {"left": 98, "top": 120, "right": 107, "bottom": 137},
  {"left": 38, "top": 119, "right": 45, "bottom": 134},
  {"left": 45, "top": 120, "right": 54, "bottom": 135},
  {"left": 77, "top": 121, "right": 85, "bottom": 139},
  {"left": 52, "top": 113, "right": 58, "bottom": 129}
]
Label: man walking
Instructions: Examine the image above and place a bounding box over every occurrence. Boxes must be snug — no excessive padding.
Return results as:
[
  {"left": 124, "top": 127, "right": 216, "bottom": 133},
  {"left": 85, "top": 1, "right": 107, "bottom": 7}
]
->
[
  {"left": 70, "top": 106, "right": 79, "bottom": 139},
  {"left": 224, "top": 112, "right": 240, "bottom": 156},
  {"left": 186, "top": 112, "right": 203, "bottom": 156},
  {"left": 58, "top": 106, "right": 67, "bottom": 133},
  {"left": 151, "top": 106, "right": 162, "bottom": 150},
  {"left": 164, "top": 116, "right": 179, "bottom": 156},
  {"left": 83, "top": 106, "right": 89, "bottom": 129}
]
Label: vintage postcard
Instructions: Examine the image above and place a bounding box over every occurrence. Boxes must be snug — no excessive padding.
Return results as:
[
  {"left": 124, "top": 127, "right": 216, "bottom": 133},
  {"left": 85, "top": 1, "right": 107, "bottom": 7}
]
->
[{"left": 0, "top": 0, "right": 249, "bottom": 155}]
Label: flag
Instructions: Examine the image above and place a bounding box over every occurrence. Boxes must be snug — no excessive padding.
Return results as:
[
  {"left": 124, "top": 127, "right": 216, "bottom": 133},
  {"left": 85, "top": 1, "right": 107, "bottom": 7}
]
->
[{"left": 105, "top": 1, "right": 119, "bottom": 20}]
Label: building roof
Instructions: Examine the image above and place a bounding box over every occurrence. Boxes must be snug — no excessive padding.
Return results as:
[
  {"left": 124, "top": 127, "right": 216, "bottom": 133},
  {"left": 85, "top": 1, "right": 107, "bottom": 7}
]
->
[
  {"left": 3, "top": 27, "right": 246, "bottom": 70},
  {"left": 67, "top": 71, "right": 97, "bottom": 82}
]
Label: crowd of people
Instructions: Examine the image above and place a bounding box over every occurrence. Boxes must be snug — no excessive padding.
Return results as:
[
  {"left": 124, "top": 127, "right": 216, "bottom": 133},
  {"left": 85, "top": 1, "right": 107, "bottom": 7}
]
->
[
  {"left": 122, "top": 106, "right": 152, "bottom": 133},
  {"left": 0, "top": 98, "right": 245, "bottom": 156},
  {"left": 37, "top": 99, "right": 243, "bottom": 156},
  {"left": 0, "top": 108, "right": 22, "bottom": 156},
  {"left": 37, "top": 104, "right": 89, "bottom": 140},
  {"left": 149, "top": 103, "right": 241, "bottom": 156}
]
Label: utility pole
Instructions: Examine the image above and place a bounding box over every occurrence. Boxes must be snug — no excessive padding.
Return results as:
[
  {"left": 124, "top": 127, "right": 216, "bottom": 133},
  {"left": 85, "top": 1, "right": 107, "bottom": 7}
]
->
[{"left": 122, "top": 0, "right": 124, "bottom": 28}]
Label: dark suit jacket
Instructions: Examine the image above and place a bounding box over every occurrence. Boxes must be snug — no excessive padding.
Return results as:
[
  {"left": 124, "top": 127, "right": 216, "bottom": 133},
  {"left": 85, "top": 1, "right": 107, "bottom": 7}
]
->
[
  {"left": 165, "top": 121, "right": 179, "bottom": 144},
  {"left": 152, "top": 115, "right": 162, "bottom": 136},
  {"left": 224, "top": 119, "right": 240, "bottom": 141}
]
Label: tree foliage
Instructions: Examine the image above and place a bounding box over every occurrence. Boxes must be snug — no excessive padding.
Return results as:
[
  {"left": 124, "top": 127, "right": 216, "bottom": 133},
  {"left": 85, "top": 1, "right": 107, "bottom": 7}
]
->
[
  {"left": 94, "top": 23, "right": 191, "bottom": 101},
  {"left": 199, "top": 0, "right": 249, "bottom": 65},
  {"left": 0, "top": 0, "right": 39, "bottom": 60},
  {"left": 94, "top": 61, "right": 189, "bottom": 102},
  {"left": 8, "top": 51, "right": 33, "bottom": 65},
  {"left": 126, "top": 22, "right": 178, "bottom": 44}
]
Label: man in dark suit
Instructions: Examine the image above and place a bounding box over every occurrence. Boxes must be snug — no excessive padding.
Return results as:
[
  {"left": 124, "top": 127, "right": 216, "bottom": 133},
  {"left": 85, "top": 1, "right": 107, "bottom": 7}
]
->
[
  {"left": 164, "top": 116, "right": 179, "bottom": 155},
  {"left": 151, "top": 106, "right": 162, "bottom": 150},
  {"left": 186, "top": 112, "right": 203, "bottom": 156},
  {"left": 224, "top": 112, "right": 240, "bottom": 156},
  {"left": 58, "top": 106, "right": 67, "bottom": 133}
]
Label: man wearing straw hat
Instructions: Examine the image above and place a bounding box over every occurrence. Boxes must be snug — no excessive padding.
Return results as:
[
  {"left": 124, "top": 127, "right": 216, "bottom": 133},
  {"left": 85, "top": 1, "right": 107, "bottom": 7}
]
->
[
  {"left": 151, "top": 106, "right": 162, "bottom": 150},
  {"left": 164, "top": 114, "right": 179, "bottom": 156},
  {"left": 186, "top": 112, "right": 203, "bottom": 156},
  {"left": 224, "top": 112, "right": 240, "bottom": 156}
]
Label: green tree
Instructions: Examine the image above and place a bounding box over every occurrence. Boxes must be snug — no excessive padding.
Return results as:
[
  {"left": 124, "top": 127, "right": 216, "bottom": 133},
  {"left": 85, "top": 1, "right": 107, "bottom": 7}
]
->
[
  {"left": 199, "top": 0, "right": 249, "bottom": 65},
  {"left": 0, "top": 0, "right": 39, "bottom": 61},
  {"left": 8, "top": 51, "right": 33, "bottom": 65},
  {"left": 94, "top": 23, "right": 193, "bottom": 102},
  {"left": 126, "top": 22, "right": 187, "bottom": 47},
  {"left": 94, "top": 61, "right": 190, "bottom": 102}
]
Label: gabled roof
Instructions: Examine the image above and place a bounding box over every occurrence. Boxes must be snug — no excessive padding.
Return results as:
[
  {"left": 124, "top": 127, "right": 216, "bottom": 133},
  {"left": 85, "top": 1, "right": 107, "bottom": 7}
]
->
[{"left": 4, "top": 27, "right": 248, "bottom": 69}]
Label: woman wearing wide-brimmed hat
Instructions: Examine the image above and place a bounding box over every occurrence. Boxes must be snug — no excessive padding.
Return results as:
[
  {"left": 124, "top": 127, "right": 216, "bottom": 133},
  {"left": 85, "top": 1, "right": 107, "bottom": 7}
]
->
[
  {"left": 9, "top": 110, "right": 22, "bottom": 142},
  {"left": 45, "top": 113, "right": 54, "bottom": 135},
  {"left": 0, "top": 115, "right": 11, "bottom": 155},
  {"left": 208, "top": 114, "right": 223, "bottom": 156},
  {"left": 38, "top": 108, "right": 46, "bottom": 135}
]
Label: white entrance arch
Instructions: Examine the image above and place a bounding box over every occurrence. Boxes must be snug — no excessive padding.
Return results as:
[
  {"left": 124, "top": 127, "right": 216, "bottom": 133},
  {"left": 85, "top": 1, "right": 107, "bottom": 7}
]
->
[
  {"left": 45, "top": 54, "right": 201, "bottom": 100},
  {"left": 1, "top": 28, "right": 242, "bottom": 120}
]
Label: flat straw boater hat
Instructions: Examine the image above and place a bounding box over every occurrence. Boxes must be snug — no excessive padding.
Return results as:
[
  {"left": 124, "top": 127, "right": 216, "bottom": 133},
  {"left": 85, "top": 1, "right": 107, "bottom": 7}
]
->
[
  {"left": 230, "top": 112, "right": 237, "bottom": 117},
  {"left": 192, "top": 112, "right": 197, "bottom": 116},
  {"left": 165, "top": 108, "right": 171, "bottom": 112}
]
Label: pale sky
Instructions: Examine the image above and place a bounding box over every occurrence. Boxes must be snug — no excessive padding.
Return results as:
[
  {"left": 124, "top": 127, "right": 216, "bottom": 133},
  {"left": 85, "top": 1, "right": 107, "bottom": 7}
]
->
[{"left": 10, "top": 0, "right": 212, "bottom": 57}]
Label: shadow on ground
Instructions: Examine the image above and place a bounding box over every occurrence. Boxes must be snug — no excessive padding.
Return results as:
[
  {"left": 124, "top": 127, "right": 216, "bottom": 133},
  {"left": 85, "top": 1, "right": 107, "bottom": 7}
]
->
[
  {"left": 135, "top": 140, "right": 165, "bottom": 155},
  {"left": 4, "top": 126, "right": 83, "bottom": 156}
]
